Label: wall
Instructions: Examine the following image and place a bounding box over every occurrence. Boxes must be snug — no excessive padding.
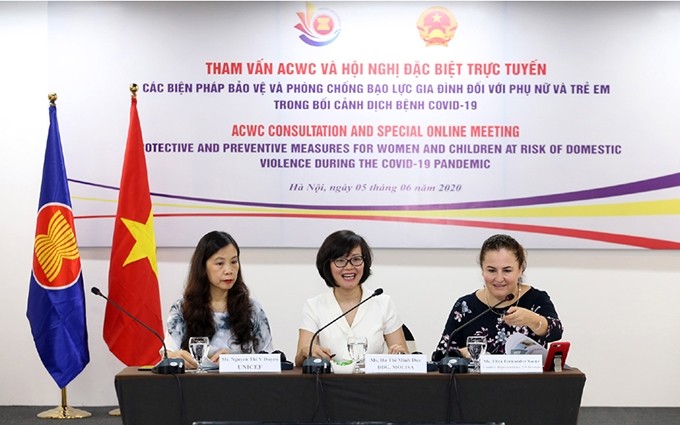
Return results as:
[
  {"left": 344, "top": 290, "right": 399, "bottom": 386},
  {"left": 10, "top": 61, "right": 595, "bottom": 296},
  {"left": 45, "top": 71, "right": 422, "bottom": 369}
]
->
[{"left": 1, "top": 1, "right": 679, "bottom": 407}]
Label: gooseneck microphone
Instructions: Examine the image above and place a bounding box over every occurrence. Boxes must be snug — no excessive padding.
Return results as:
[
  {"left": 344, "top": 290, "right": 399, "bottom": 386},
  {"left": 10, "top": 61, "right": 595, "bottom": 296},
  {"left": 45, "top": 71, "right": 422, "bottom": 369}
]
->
[
  {"left": 438, "top": 293, "right": 515, "bottom": 373},
  {"left": 302, "top": 287, "right": 383, "bottom": 374},
  {"left": 91, "top": 286, "right": 184, "bottom": 374}
]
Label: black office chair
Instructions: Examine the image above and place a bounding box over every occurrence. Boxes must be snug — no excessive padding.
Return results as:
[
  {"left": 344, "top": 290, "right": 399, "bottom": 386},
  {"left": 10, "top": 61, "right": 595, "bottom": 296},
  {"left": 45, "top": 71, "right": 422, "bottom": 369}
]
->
[{"left": 402, "top": 324, "right": 417, "bottom": 353}]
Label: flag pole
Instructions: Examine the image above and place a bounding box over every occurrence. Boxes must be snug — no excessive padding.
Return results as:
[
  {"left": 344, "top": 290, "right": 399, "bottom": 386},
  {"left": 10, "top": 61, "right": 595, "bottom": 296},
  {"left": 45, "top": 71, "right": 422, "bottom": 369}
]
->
[
  {"left": 32, "top": 93, "right": 91, "bottom": 420},
  {"left": 36, "top": 388, "right": 92, "bottom": 419},
  {"left": 105, "top": 84, "right": 141, "bottom": 420},
  {"left": 105, "top": 83, "right": 142, "bottom": 419}
]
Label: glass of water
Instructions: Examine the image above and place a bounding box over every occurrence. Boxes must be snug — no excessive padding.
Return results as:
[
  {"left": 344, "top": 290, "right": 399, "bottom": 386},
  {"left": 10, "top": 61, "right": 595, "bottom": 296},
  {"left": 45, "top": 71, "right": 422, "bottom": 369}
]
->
[
  {"left": 347, "top": 336, "right": 368, "bottom": 373},
  {"left": 188, "top": 336, "right": 210, "bottom": 373},
  {"left": 466, "top": 335, "right": 487, "bottom": 372}
]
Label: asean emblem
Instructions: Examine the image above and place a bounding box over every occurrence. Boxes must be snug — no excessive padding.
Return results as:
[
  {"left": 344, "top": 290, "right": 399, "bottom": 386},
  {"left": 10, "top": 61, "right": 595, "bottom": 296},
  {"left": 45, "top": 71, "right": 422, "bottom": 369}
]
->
[
  {"left": 295, "top": 2, "right": 342, "bottom": 47},
  {"left": 32, "top": 203, "right": 81, "bottom": 289},
  {"left": 417, "top": 6, "right": 458, "bottom": 47}
]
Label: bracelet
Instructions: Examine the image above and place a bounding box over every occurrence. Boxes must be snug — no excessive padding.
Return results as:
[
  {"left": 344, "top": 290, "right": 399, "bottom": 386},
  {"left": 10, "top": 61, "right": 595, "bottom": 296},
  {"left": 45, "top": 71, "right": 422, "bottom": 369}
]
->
[{"left": 535, "top": 315, "right": 542, "bottom": 331}]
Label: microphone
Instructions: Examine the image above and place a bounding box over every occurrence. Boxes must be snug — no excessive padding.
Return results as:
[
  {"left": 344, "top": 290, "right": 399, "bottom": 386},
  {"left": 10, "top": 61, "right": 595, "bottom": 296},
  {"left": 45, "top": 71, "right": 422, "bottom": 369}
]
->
[
  {"left": 438, "top": 293, "right": 515, "bottom": 373},
  {"left": 302, "top": 287, "right": 383, "bottom": 374},
  {"left": 91, "top": 286, "right": 184, "bottom": 374}
]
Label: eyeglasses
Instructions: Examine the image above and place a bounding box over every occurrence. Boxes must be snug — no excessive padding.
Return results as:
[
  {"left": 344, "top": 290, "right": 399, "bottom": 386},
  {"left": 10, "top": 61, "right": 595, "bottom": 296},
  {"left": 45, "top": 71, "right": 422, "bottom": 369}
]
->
[{"left": 332, "top": 256, "right": 365, "bottom": 268}]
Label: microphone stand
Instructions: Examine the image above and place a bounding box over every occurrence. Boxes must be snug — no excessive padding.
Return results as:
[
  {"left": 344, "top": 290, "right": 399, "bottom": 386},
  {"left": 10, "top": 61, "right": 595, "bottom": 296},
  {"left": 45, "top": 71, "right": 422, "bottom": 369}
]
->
[
  {"left": 91, "top": 287, "right": 184, "bottom": 374},
  {"left": 302, "top": 288, "right": 383, "bottom": 374},
  {"left": 438, "top": 293, "right": 514, "bottom": 373}
]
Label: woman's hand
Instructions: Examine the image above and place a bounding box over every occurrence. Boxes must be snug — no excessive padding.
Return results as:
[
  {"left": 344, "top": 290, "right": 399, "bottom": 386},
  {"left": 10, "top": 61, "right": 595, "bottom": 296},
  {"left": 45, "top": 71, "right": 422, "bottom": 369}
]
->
[
  {"left": 504, "top": 306, "right": 546, "bottom": 335},
  {"left": 504, "top": 306, "right": 533, "bottom": 327},
  {"left": 295, "top": 329, "right": 334, "bottom": 365},
  {"left": 387, "top": 344, "right": 408, "bottom": 354},
  {"left": 167, "top": 349, "right": 197, "bottom": 369},
  {"left": 209, "top": 348, "right": 231, "bottom": 363},
  {"left": 308, "top": 344, "right": 334, "bottom": 360},
  {"left": 384, "top": 327, "right": 409, "bottom": 355}
]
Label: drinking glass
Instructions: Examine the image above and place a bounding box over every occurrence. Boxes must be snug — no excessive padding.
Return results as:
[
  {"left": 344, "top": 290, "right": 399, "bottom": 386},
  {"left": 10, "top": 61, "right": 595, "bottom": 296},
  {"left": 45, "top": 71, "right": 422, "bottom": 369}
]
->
[
  {"left": 466, "top": 335, "right": 487, "bottom": 372},
  {"left": 347, "top": 336, "right": 368, "bottom": 373},
  {"left": 188, "top": 336, "right": 210, "bottom": 373}
]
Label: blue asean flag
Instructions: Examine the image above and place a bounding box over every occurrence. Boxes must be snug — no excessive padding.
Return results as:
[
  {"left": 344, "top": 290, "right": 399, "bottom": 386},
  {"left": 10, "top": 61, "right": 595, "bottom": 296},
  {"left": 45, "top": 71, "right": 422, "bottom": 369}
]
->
[{"left": 27, "top": 103, "right": 90, "bottom": 389}]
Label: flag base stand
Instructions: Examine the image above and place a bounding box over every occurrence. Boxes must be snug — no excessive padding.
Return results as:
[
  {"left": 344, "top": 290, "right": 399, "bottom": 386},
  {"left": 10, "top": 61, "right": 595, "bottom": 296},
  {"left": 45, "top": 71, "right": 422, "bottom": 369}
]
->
[
  {"left": 37, "top": 388, "right": 91, "bottom": 419},
  {"left": 109, "top": 408, "right": 121, "bottom": 416},
  {"left": 37, "top": 406, "right": 92, "bottom": 419},
  {"left": 38, "top": 406, "right": 92, "bottom": 419}
]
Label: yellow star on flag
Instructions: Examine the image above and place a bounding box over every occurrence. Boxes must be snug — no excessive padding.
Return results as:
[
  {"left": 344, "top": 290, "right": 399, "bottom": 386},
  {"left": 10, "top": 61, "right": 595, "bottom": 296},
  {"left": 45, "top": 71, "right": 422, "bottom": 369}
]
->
[{"left": 120, "top": 211, "right": 158, "bottom": 277}]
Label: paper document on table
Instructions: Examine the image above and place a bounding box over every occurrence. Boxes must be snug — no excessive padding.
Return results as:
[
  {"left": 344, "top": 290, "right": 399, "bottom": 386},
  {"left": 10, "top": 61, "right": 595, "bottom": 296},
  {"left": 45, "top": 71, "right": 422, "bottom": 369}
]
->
[
  {"left": 202, "top": 358, "right": 219, "bottom": 370},
  {"left": 505, "top": 333, "right": 548, "bottom": 363}
]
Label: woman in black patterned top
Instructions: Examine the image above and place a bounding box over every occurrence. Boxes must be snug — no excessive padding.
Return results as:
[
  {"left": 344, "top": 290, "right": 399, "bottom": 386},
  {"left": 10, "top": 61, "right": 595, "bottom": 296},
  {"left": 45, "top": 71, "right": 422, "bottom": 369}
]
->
[{"left": 432, "top": 234, "right": 563, "bottom": 361}]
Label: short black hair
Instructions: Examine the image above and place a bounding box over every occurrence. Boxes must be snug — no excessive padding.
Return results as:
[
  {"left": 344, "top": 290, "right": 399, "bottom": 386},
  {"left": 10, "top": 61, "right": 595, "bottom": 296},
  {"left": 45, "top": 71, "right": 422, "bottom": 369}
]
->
[{"left": 316, "top": 230, "right": 373, "bottom": 288}]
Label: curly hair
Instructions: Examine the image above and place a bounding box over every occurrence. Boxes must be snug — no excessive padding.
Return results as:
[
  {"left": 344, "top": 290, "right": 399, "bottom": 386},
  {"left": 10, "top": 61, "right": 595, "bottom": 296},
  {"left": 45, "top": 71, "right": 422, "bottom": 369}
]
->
[
  {"left": 316, "top": 230, "right": 373, "bottom": 288},
  {"left": 180, "top": 231, "right": 255, "bottom": 352}
]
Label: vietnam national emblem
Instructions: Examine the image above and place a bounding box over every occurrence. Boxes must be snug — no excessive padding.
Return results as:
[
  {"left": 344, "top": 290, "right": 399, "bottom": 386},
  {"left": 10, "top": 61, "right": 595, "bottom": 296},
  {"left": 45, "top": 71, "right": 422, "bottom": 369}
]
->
[{"left": 417, "top": 6, "right": 458, "bottom": 47}]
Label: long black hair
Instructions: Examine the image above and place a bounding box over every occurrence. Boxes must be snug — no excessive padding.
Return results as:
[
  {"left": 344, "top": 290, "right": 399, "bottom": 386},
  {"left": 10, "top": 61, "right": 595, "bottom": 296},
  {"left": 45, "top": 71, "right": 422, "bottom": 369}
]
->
[{"left": 180, "top": 231, "right": 255, "bottom": 352}]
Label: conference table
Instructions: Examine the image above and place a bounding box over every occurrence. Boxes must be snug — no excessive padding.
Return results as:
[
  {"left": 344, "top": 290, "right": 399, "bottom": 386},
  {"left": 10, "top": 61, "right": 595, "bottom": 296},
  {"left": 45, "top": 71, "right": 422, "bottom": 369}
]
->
[{"left": 114, "top": 366, "right": 586, "bottom": 425}]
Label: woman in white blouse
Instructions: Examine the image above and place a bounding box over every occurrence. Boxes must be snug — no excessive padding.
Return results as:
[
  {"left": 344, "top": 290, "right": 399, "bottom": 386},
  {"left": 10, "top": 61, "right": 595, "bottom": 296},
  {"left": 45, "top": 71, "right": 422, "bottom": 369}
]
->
[{"left": 295, "top": 230, "right": 407, "bottom": 366}]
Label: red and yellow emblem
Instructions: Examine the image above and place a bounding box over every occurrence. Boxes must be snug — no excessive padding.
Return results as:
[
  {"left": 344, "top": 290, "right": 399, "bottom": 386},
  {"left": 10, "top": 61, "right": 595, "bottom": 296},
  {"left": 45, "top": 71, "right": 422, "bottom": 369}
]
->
[
  {"left": 417, "top": 6, "right": 458, "bottom": 47},
  {"left": 32, "top": 203, "right": 81, "bottom": 289}
]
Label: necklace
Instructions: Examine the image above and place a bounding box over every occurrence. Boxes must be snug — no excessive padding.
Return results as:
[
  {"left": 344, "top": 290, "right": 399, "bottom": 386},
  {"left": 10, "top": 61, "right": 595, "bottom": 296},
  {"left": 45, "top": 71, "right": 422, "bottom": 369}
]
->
[{"left": 485, "top": 284, "right": 521, "bottom": 316}]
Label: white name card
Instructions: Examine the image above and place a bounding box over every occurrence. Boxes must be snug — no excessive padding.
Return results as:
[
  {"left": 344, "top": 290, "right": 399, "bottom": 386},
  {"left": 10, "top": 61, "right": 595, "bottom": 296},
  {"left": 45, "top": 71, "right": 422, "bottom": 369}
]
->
[
  {"left": 364, "top": 354, "right": 427, "bottom": 374},
  {"left": 480, "top": 354, "right": 543, "bottom": 373},
  {"left": 218, "top": 354, "right": 281, "bottom": 373}
]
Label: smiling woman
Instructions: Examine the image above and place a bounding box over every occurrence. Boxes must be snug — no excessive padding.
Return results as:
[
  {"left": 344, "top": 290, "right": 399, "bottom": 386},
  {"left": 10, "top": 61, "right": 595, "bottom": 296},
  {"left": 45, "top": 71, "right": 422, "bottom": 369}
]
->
[
  {"left": 294, "top": 230, "right": 408, "bottom": 367},
  {"left": 432, "top": 234, "right": 564, "bottom": 361}
]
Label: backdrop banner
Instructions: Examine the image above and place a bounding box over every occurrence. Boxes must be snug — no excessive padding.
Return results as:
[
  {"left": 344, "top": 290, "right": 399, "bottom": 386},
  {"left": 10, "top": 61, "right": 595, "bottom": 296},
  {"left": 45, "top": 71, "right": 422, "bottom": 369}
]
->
[{"left": 49, "top": 1, "right": 680, "bottom": 249}]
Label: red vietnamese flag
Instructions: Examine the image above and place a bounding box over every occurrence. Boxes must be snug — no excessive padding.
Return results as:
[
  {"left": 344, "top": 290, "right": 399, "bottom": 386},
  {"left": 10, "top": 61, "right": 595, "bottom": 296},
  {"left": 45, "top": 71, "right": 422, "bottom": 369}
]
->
[{"left": 103, "top": 94, "right": 163, "bottom": 366}]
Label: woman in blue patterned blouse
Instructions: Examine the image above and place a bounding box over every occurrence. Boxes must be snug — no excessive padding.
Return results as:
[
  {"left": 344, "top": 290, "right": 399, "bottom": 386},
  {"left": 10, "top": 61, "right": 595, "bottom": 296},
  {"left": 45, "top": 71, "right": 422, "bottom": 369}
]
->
[{"left": 165, "top": 231, "right": 274, "bottom": 369}]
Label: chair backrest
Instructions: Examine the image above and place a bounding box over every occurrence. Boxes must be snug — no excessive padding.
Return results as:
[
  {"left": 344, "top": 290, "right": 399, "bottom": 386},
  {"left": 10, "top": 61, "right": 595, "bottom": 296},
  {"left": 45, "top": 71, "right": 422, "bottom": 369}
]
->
[{"left": 402, "top": 324, "right": 417, "bottom": 353}]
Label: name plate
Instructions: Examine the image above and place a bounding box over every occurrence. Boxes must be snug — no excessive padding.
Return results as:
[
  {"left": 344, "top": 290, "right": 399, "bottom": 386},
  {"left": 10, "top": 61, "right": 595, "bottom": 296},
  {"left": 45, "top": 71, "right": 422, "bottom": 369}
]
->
[
  {"left": 218, "top": 354, "right": 281, "bottom": 373},
  {"left": 480, "top": 354, "right": 543, "bottom": 373},
  {"left": 364, "top": 354, "right": 427, "bottom": 374}
]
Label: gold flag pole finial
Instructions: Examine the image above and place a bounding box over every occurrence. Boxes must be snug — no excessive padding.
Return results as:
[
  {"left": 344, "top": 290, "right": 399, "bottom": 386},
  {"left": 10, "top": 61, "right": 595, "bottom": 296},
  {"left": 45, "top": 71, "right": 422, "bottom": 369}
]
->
[
  {"left": 48, "top": 92, "right": 57, "bottom": 106},
  {"left": 129, "top": 83, "right": 139, "bottom": 98}
]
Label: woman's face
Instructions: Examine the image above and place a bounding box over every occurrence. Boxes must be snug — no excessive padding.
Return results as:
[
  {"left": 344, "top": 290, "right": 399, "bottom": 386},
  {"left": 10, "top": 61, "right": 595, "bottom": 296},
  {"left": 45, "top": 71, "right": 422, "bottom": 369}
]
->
[
  {"left": 206, "top": 244, "right": 240, "bottom": 293},
  {"left": 481, "top": 248, "right": 522, "bottom": 301},
  {"left": 330, "top": 246, "right": 364, "bottom": 290}
]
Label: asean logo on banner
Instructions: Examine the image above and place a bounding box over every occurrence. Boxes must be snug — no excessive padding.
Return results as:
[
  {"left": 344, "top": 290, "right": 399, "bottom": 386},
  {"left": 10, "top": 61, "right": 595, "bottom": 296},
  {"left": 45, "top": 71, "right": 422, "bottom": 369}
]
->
[
  {"left": 32, "top": 202, "right": 81, "bottom": 290},
  {"left": 417, "top": 6, "right": 458, "bottom": 47},
  {"left": 295, "top": 2, "right": 341, "bottom": 47}
]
